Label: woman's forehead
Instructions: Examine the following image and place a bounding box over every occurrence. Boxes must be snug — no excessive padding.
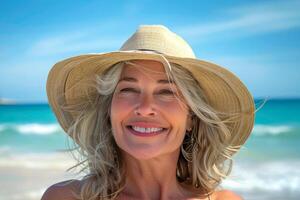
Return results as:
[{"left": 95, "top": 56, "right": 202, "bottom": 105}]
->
[{"left": 122, "top": 60, "right": 167, "bottom": 76}]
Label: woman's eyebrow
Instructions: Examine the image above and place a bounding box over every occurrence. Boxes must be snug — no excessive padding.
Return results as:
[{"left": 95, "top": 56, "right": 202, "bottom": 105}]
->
[
  {"left": 119, "top": 76, "right": 175, "bottom": 84},
  {"left": 119, "top": 77, "right": 137, "bottom": 82},
  {"left": 157, "top": 79, "right": 175, "bottom": 84}
]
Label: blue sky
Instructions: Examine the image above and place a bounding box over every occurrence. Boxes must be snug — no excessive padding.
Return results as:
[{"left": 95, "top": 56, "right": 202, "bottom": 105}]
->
[{"left": 0, "top": 0, "right": 300, "bottom": 103}]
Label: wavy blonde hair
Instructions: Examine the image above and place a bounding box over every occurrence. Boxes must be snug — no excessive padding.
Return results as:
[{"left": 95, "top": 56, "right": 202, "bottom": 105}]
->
[{"left": 64, "top": 59, "right": 241, "bottom": 200}]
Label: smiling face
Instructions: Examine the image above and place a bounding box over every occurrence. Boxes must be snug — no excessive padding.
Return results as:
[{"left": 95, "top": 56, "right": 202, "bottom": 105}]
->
[{"left": 110, "top": 60, "right": 192, "bottom": 160}]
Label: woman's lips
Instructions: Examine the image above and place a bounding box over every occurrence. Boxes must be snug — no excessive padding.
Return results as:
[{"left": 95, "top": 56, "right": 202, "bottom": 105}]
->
[
  {"left": 125, "top": 121, "right": 169, "bottom": 137},
  {"left": 126, "top": 125, "right": 168, "bottom": 137},
  {"left": 127, "top": 121, "right": 168, "bottom": 129}
]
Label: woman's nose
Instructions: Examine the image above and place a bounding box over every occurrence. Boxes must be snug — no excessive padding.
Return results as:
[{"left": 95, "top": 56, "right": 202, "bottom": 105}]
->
[{"left": 134, "top": 94, "right": 157, "bottom": 116}]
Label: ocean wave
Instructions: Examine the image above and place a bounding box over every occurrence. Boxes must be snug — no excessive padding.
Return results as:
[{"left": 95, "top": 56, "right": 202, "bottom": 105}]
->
[
  {"left": 252, "top": 124, "right": 294, "bottom": 136},
  {"left": 0, "top": 123, "right": 62, "bottom": 135},
  {"left": 222, "top": 160, "right": 300, "bottom": 192},
  {"left": 17, "top": 123, "right": 61, "bottom": 135}
]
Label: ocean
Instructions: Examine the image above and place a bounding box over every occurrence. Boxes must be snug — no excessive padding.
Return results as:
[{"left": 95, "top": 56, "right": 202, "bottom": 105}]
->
[{"left": 0, "top": 99, "right": 300, "bottom": 200}]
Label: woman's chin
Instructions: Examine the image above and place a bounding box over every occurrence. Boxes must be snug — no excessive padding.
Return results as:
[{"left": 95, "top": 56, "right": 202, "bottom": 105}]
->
[
  {"left": 121, "top": 144, "right": 180, "bottom": 161},
  {"left": 123, "top": 147, "right": 163, "bottom": 160}
]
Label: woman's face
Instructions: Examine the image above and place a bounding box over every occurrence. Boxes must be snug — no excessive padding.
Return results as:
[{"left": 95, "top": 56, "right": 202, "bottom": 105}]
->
[{"left": 110, "top": 60, "right": 191, "bottom": 160}]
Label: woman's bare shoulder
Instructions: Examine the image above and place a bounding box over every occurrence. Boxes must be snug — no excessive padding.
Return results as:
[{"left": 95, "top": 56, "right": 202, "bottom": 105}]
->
[
  {"left": 41, "top": 179, "right": 82, "bottom": 200},
  {"left": 212, "top": 189, "right": 243, "bottom": 200}
]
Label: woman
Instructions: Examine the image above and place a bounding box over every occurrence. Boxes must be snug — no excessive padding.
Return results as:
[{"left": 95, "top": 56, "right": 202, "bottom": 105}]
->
[{"left": 42, "top": 25, "right": 255, "bottom": 200}]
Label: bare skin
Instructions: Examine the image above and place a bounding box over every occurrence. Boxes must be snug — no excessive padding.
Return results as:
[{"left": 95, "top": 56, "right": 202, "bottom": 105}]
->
[{"left": 41, "top": 179, "right": 242, "bottom": 200}]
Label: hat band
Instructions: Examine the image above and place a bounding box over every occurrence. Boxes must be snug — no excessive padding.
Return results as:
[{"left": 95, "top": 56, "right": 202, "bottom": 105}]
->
[{"left": 136, "top": 49, "right": 163, "bottom": 55}]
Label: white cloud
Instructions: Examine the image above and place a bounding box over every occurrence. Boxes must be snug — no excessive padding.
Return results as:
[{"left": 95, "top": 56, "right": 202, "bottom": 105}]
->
[
  {"left": 27, "top": 29, "right": 124, "bottom": 56},
  {"left": 178, "top": 0, "right": 300, "bottom": 39}
]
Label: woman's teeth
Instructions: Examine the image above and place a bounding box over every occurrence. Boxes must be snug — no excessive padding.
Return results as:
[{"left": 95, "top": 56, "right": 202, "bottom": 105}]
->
[{"left": 132, "top": 126, "right": 163, "bottom": 133}]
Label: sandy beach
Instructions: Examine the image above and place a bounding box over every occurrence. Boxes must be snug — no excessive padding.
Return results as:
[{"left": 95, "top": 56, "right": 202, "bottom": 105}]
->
[
  {"left": 1, "top": 151, "right": 300, "bottom": 200},
  {"left": 0, "top": 152, "right": 80, "bottom": 200}
]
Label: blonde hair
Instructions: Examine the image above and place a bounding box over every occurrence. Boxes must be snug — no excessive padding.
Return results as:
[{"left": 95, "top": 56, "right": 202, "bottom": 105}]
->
[{"left": 64, "top": 60, "right": 241, "bottom": 200}]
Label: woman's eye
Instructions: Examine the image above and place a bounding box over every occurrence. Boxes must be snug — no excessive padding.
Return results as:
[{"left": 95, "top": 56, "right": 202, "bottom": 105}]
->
[
  {"left": 120, "top": 88, "right": 139, "bottom": 93},
  {"left": 158, "top": 89, "right": 176, "bottom": 96}
]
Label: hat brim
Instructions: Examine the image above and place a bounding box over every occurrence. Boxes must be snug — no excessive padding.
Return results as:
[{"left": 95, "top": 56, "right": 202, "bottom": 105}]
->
[{"left": 46, "top": 51, "right": 255, "bottom": 147}]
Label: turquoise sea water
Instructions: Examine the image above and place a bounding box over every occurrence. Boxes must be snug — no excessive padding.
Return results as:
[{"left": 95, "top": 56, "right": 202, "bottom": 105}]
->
[
  {"left": 0, "top": 99, "right": 300, "bottom": 199},
  {"left": 240, "top": 99, "right": 300, "bottom": 161},
  {"left": 0, "top": 104, "right": 69, "bottom": 153},
  {"left": 1, "top": 99, "right": 300, "bottom": 157}
]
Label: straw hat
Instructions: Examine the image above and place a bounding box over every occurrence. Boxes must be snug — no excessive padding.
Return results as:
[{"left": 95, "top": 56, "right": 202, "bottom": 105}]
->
[{"left": 46, "top": 25, "right": 255, "bottom": 147}]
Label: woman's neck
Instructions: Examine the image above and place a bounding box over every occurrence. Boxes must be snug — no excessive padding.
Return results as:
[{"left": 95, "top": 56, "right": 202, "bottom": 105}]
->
[{"left": 121, "top": 149, "right": 189, "bottom": 200}]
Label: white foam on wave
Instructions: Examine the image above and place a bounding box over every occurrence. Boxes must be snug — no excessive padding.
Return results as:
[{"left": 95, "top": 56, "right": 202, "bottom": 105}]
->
[
  {"left": 222, "top": 160, "right": 300, "bottom": 192},
  {"left": 0, "top": 123, "right": 62, "bottom": 135},
  {"left": 12, "top": 123, "right": 61, "bottom": 135},
  {"left": 252, "top": 124, "right": 293, "bottom": 136}
]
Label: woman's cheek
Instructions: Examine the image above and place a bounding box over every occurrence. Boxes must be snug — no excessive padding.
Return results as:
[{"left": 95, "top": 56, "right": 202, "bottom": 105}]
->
[
  {"left": 157, "top": 99, "right": 188, "bottom": 114},
  {"left": 112, "top": 96, "right": 137, "bottom": 111}
]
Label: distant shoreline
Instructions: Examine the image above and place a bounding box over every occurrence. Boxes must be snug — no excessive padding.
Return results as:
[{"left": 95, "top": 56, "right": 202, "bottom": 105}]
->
[
  {"left": 0, "top": 102, "right": 49, "bottom": 106},
  {"left": 0, "top": 98, "right": 46, "bottom": 105},
  {"left": 0, "top": 98, "right": 17, "bottom": 105}
]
